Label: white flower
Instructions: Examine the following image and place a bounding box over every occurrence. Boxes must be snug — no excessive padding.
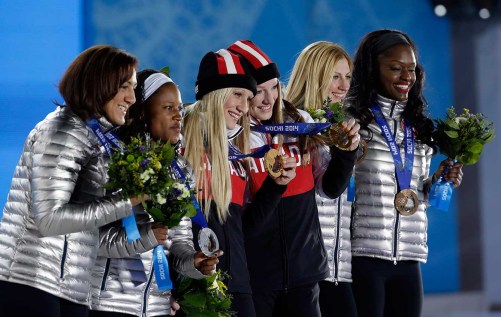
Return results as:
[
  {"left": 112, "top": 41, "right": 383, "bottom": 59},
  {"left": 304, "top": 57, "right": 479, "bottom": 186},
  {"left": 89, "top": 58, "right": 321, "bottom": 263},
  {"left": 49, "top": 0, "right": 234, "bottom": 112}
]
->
[
  {"left": 320, "top": 118, "right": 327, "bottom": 123},
  {"left": 155, "top": 193, "right": 167, "bottom": 205},
  {"left": 140, "top": 168, "right": 155, "bottom": 182}
]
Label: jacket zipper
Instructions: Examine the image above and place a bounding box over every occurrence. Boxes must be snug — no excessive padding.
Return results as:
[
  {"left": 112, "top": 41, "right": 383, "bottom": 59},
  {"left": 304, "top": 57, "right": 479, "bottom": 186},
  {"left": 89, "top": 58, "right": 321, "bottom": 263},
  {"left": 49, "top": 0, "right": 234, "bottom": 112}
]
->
[
  {"left": 100, "top": 258, "right": 111, "bottom": 290},
  {"left": 333, "top": 198, "right": 342, "bottom": 284},
  {"left": 142, "top": 258, "right": 154, "bottom": 316},
  {"left": 60, "top": 235, "right": 68, "bottom": 278},
  {"left": 279, "top": 200, "right": 289, "bottom": 290},
  {"left": 391, "top": 102, "right": 399, "bottom": 265}
]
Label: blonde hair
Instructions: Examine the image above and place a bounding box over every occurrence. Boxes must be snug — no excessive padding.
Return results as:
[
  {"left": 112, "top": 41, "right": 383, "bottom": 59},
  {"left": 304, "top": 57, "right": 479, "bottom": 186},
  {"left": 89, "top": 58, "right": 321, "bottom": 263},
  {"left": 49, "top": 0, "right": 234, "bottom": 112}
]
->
[
  {"left": 286, "top": 41, "right": 353, "bottom": 111},
  {"left": 183, "top": 88, "right": 236, "bottom": 223}
]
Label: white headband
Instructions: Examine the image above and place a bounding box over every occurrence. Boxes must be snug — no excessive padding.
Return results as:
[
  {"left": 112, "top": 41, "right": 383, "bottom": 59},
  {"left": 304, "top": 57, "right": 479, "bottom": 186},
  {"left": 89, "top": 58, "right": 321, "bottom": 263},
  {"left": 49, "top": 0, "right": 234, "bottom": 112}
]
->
[{"left": 143, "top": 72, "right": 174, "bottom": 101}]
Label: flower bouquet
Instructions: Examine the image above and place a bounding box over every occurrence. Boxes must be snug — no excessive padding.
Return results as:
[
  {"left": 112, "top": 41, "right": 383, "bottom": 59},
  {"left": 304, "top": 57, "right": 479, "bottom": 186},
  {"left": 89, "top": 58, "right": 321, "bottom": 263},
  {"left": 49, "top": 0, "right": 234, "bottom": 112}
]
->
[
  {"left": 430, "top": 107, "right": 495, "bottom": 210},
  {"left": 433, "top": 107, "right": 494, "bottom": 165},
  {"left": 106, "top": 134, "right": 197, "bottom": 228},
  {"left": 307, "top": 98, "right": 351, "bottom": 149},
  {"left": 174, "top": 270, "right": 234, "bottom": 317}
]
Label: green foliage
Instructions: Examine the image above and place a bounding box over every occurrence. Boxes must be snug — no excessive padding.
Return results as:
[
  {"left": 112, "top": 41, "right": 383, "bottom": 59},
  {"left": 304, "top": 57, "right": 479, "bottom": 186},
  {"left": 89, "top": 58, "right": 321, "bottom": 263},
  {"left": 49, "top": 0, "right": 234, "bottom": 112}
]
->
[
  {"left": 175, "top": 270, "right": 234, "bottom": 317},
  {"left": 106, "top": 134, "right": 196, "bottom": 227},
  {"left": 306, "top": 98, "right": 347, "bottom": 136},
  {"left": 433, "top": 107, "right": 495, "bottom": 165}
]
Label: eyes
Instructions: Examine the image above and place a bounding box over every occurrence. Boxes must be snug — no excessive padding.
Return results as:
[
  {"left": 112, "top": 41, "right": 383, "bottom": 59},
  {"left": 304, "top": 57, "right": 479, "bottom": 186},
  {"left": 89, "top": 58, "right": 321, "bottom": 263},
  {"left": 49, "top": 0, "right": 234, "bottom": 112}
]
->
[
  {"left": 333, "top": 74, "right": 352, "bottom": 80},
  {"left": 163, "top": 104, "right": 184, "bottom": 115},
  {"left": 255, "top": 83, "right": 278, "bottom": 96}
]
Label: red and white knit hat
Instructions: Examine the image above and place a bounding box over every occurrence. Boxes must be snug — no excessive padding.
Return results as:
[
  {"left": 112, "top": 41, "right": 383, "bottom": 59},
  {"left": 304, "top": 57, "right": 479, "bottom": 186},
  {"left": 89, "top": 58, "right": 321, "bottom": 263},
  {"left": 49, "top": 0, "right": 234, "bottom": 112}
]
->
[
  {"left": 195, "top": 49, "right": 257, "bottom": 100},
  {"left": 227, "top": 40, "right": 280, "bottom": 84}
]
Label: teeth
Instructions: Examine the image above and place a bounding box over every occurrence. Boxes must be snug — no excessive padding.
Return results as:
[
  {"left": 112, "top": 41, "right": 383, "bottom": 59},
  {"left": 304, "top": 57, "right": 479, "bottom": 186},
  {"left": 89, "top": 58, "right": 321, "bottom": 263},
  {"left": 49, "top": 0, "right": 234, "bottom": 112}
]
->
[{"left": 229, "top": 112, "right": 240, "bottom": 120}]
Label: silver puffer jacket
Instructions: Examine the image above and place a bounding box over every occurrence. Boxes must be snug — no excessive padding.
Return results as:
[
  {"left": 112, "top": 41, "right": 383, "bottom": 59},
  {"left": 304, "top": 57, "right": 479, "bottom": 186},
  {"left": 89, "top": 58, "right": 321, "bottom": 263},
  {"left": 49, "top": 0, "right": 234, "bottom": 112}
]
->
[
  {"left": 91, "top": 154, "right": 205, "bottom": 317},
  {"left": 317, "top": 190, "right": 353, "bottom": 283},
  {"left": 351, "top": 95, "right": 434, "bottom": 263},
  {"left": 0, "top": 106, "right": 132, "bottom": 305}
]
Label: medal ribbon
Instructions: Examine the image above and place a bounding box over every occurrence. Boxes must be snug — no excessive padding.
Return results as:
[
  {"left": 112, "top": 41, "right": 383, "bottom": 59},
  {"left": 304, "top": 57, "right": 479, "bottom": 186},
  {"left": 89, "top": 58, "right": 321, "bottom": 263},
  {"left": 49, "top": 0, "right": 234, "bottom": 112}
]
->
[
  {"left": 371, "top": 104, "right": 415, "bottom": 192},
  {"left": 228, "top": 143, "right": 271, "bottom": 161},
  {"left": 251, "top": 122, "right": 331, "bottom": 135},
  {"left": 429, "top": 160, "right": 456, "bottom": 211},
  {"left": 87, "top": 118, "right": 140, "bottom": 243},
  {"left": 153, "top": 244, "right": 173, "bottom": 290}
]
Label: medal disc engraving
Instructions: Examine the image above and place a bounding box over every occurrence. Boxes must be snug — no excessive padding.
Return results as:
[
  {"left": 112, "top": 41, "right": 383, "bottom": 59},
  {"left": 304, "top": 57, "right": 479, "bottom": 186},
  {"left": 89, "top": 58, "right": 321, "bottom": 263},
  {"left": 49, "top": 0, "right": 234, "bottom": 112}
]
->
[
  {"left": 329, "top": 123, "right": 352, "bottom": 150},
  {"left": 264, "top": 148, "right": 283, "bottom": 178},
  {"left": 394, "top": 189, "right": 419, "bottom": 216},
  {"left": 198, "top": 227, "right": 219, "bottom": 256}
]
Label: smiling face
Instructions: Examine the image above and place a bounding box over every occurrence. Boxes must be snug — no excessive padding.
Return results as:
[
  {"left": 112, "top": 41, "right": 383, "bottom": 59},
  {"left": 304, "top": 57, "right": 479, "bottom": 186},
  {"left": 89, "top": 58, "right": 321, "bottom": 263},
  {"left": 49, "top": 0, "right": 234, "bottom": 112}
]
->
[
  {"left": 223, "top": 88, "right": 254, "bottom": 129},
  {"left": 148, "top": 83, "right": 183, "bottom": 144},
  {"left": 327, "top": 57, "right": 351, "bottom": 103},
  {"left": 249, "top": 78, "right": 279, "bottom": 121},
  {"left": 103, "top": 69, "right": 137, "bottom": 125},
  {"left": 377, "top": 44, "right": 416, "bottom": 101}
]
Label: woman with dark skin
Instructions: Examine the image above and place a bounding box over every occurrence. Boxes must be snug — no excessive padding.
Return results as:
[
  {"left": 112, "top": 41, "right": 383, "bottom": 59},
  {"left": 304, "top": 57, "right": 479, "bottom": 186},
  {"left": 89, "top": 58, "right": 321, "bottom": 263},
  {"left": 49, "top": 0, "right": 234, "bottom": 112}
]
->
[{"left": 346, "top": 29, "right": 463, "bottom": 317}]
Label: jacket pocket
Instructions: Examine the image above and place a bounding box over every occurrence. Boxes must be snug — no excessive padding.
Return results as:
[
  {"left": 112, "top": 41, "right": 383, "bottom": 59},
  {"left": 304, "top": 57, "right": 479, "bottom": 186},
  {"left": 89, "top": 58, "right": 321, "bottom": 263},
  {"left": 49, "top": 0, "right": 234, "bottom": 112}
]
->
[{"left": 60, "top": 235, "right": 68, "bottom": 278}]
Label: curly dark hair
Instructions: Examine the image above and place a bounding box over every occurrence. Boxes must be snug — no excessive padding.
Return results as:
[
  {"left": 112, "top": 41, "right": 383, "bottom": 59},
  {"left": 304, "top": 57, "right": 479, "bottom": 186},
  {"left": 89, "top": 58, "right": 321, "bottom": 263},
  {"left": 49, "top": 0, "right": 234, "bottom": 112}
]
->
[{"left": 346, "top": 29, "right": 434, "bottom": 147}]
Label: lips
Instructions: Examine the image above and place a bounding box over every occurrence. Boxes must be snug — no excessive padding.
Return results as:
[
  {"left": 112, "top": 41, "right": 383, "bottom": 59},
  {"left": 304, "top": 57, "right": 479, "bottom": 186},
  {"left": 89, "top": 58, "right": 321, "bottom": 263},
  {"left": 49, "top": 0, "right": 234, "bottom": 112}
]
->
[
  {"left": 394, "top": 83, "right": 410, "bottom": 93},
  {"left": 228, "top": 111, "right": 241, "bottom": 122}
]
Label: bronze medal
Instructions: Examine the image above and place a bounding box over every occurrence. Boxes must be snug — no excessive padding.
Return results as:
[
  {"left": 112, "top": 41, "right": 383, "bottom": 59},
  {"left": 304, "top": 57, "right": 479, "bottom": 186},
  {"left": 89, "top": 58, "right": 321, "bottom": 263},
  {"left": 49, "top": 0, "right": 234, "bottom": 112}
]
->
[
  {"left": 394, "top": 189, "right": 419, "bottom": 216},
  {"left": 198, "top": 227, "right": 219, "bottom": 256},
  {"left": 264, "top": 148, "right": 283, "bottom": 178},
  {"left": 329, "top": 123, "right": 352, "bottom": 150},
  {"left": 356, "top": 139, "right": 368, "bottom": 165}
]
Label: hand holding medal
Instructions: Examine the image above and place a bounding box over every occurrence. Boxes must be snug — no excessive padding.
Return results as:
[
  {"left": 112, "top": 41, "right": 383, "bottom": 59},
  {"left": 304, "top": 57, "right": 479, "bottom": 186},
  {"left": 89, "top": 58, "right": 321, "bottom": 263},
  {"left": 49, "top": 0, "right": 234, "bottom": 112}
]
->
[
  {"left": 307, "top": 98, "right": 361, "bottom": 152},
  {"left": 264, "top": 149, "right": 297, "bottom": 185}
]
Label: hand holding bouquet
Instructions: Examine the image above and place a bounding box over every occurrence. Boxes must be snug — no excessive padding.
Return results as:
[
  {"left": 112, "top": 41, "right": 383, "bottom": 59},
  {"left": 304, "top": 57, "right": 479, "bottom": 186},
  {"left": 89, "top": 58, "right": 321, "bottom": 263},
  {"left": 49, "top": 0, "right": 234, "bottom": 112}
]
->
[
  {"left": 106, "top": 135, "right": 196, "bottom": 227},
  {"left": 307, "top": 98, "right": 351, "bottom": 147},
  {"left": 430, "top": 107, "right": 495, "bottom": 210}
]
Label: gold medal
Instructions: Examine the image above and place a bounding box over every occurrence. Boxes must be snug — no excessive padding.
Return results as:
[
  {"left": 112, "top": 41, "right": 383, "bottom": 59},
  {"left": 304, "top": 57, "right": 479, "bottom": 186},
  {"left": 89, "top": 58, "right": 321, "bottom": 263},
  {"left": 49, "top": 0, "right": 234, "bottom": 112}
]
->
[
  {"left": 329, "top": 123, "right": 352, "bottom": 150},
  {"left": 264, "top": 148, "right": 283, "bottom": 178},
  {"left": 394, "top": 189, "right": 419, "bottom": 216},
  {"left": 356, "top": 139, "right": 368, "bottom": 165}
]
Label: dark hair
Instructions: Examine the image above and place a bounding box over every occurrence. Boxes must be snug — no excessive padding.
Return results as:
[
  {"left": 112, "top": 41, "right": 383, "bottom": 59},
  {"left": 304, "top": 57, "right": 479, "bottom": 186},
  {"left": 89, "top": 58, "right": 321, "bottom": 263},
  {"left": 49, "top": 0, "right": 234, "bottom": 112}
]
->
[
  {"left": 346, "top": 29, "right": 434, "bottom": 146},
  {"left": 58, "top": 45, "right": 138, "bottom": 121}
]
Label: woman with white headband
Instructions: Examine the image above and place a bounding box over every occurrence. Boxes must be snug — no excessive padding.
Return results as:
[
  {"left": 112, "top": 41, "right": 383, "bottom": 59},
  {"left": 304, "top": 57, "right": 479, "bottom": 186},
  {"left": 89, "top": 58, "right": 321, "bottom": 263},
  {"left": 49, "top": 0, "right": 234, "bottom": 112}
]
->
[{"left": 90, "top": 69, "right": 220, "bottom": 317}]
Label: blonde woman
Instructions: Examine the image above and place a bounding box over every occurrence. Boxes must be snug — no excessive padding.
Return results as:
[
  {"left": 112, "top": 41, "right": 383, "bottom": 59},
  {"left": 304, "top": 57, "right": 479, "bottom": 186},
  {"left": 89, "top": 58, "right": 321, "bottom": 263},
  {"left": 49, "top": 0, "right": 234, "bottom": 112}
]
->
[
  {"left": 286, "top": 41, "right": 357, "bottom": 317},
  {"left": 183, "top": 49, "right": 296, "bottom": 317},
  {"left": 228, "top": 39, "right": 359, "bottom": 317}
]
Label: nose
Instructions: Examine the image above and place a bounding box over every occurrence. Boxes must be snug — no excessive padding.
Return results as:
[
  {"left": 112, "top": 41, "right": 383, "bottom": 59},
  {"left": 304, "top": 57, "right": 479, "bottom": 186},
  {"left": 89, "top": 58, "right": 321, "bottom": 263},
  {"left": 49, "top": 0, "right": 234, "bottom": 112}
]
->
[
  {"left": 263, "top": 90, "right": 274, "bottom": 105},
  {"left": 237, "top": 99, "right": 249, "bottom": 115},
  {"left": 400, "top": 69, "right": 411, "bottom": 81},
  {"left": 339, "top": 77, "right": 350, "bottom": 91},
  {"left": 173, "top": 107, "right": 182, "bottom": 121},
  {"left": 126, "top": 87, "right": 136, "bottom": 105}
]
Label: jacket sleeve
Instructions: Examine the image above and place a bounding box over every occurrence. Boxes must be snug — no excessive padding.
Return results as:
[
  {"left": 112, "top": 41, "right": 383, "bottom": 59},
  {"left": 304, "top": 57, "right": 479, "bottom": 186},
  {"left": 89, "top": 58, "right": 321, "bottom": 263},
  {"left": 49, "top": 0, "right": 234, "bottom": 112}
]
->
[
  {"left": 313, "top": 144, "right": 357, "bottom": 199},
  {"left": 31, "top": 125, "right": 133, "bottom": 237},
  {"left": 98, "top": 208, "right": 159, "bottom": 258},
  {"left": 169, "top": 217, "right": 206, "bottom": 280},
  {"left": 242, "top": 176, "right": 287, "bottom": 233}
]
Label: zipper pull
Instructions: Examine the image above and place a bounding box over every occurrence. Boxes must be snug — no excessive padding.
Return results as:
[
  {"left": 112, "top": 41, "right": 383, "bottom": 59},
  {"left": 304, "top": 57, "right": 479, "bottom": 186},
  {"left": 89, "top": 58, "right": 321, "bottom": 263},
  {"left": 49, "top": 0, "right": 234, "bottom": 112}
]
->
[
  {"left": 334, "top": 278, "right": 338, "bottom": 286},
  {"left": 393, "top": 259, "right": 397, "bottom": 265}
]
